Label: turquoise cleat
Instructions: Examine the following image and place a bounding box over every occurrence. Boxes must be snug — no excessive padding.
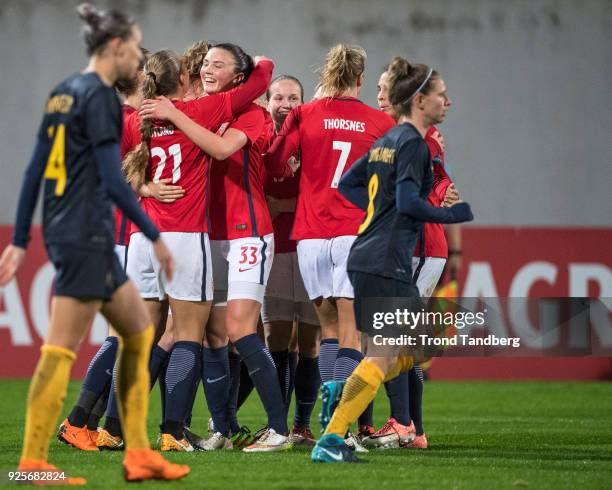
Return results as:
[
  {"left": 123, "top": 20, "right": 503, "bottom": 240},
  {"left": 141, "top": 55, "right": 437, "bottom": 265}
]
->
[
  {"left": 319, "top": 380, "right": 345, "bottom": 432},
  {"left": 311, "top": 434, "right": 366, "bottom": 463}
]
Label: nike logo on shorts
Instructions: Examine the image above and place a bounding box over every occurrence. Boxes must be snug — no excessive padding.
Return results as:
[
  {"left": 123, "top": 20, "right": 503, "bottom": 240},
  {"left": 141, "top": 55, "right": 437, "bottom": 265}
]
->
[{"left": 206, "top": 375, "right": 228, "bottom": 384}]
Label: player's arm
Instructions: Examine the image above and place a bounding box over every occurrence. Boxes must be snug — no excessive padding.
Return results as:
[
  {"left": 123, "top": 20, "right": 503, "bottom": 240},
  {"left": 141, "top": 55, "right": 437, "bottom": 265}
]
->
[
  {"left": 227, "top": 58, "right": 274, "bottom": 114},
  {"left": 338, "top": 153, "right": 369, "bottom": 210},
  {"left": 396, "top": 139, "right": 472, "bottom": 224},
  {"left": 0, "top": 137, "right": 51, "bottom": 285},
  {"left": 264, "top": 108, "right": 300, "bottom": 179}
]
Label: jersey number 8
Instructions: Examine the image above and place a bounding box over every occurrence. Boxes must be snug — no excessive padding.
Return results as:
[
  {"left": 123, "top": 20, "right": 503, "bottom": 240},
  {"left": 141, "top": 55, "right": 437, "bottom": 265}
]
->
[{"left": 357, "top": 173, "right": 379, "bottom": 234}]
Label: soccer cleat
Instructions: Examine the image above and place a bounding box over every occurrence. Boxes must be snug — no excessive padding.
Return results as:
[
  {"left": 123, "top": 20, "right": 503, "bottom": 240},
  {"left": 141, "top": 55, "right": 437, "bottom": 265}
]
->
[
  {"left": 288, "top": 426, "right": 316, "bottom": 446},
  {"left": 319, "top": 380, "right": 345, "bottom": 432},
  {"left": 18, "top": 459, "right": 86, "bottom": 486},
  {"left": 96, "top": 428, "right": 124, "bottom": 451},
  {"left": 404, "top": 433, "right": 428, "bottom": 449},
  {"left": 123, "top": 448, "right": 190, "bottom": 481},
  {"left": 87, "top": 428, "right": 99, "bottom": 446},
  {"left": 158, "top": 433, "right": 194, "bottom": 452},
  {"left": 243, "top": 428, "right": 293, "bottom": 453},
  {"left": 184, "top": 426, "right": 206, "bottom": 450},
  {"left": 345, "top": 432, "right": 369, "bottom": 453},
  {"left": 358, "top": 424, "right": 375, "bottom": 440},
  {"left": 57, "top": 419, "right": 98, "bottom": 451},
  {"left": 363, "top": 418, "right": 416, "bottom": 449},
  {"left": 195, "top": 432, "right": 233, "bottom": 451},
  {"left": 230, "top": 426, "right": 255, "bottom": 449},
  {"left": 311, "top": 434, "right": 366, "bottom": 463}
]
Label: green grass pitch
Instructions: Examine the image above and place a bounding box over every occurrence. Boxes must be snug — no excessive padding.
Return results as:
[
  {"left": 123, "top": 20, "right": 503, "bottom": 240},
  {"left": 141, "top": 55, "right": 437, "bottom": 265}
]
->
[{"left": 0, "top": 379, "right": 610, "bottom": 489}]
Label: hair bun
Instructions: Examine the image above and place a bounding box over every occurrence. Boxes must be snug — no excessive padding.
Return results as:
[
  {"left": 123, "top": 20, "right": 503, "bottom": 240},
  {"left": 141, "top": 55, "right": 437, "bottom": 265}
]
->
[{"left": 77, "top": 3, "right": 101, "bottom": 26}]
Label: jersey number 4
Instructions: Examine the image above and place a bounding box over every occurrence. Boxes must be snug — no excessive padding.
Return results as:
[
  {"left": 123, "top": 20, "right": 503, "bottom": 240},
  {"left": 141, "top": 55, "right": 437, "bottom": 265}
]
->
[
  {"left": 44, "top": 124, "right": 67, "bottom": 196},
  {"left": 151, "top": 144, "right": 182, "bottom": 183},
  {"left": 330, "top": 140, "right": 352, "bottom": 188}
]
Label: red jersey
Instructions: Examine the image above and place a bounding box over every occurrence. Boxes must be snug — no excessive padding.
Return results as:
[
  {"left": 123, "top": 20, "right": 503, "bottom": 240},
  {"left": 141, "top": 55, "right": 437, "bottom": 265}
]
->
[
  {"left": 209, "top": 104, "right": 273, "bottom": 240},
  {"left": 414, "top": 126, "right": 452, "bottom": 259},
  {"left": 266, "top": 97, "right": 396, "bottom": 240},
  {"left": 115, "top": 104, "right": 138, "bottom": 246}
]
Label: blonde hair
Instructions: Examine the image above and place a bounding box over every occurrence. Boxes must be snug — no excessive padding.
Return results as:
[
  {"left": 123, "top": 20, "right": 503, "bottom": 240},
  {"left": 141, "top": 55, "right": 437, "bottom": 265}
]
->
[
  {"left": 182, "top": 40, "right": 210, "bottom": 81},
  {"left": 122, "top": 50, "right": 183, "bottom": 188},
  {"left": 318, "top": 43, "right": 366, "bottom": 96}
]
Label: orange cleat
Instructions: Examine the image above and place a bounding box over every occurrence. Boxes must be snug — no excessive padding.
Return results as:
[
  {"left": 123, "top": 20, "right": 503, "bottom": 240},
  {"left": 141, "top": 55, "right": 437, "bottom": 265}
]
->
[
  {"left": 87, "top": 428, "right": 99, "bottom": 446},
  {"left": 404, "top": 433, "right": 428, "bottom": 449},
  {"left": 57, "top": 419, "right": 98, "bottom": 451},
  {"left": 362, "top": 418, "right": 416, "bottom": 449},
  {"left": 18, "top": 459, "right": 86, "bottom": 486},
  {"left": 123, "top": 448, "right": 190, "bottom": 481}
]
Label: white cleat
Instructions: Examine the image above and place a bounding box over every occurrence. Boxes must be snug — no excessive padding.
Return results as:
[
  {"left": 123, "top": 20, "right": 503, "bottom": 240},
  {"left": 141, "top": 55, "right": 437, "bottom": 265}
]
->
[
  {"left": 243, "top": 428, "right": 293, "bottom": 453},
  {"left": 345, "top": 432, "right": 369, "bottom": 453},
  {"left": 195, "top": 432, "right": 233, "bottom": 451}
]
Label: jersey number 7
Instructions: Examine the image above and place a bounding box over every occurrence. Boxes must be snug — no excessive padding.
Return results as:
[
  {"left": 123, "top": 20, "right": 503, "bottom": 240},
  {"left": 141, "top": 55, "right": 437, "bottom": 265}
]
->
[{"left": 330, "top": 140, "right": 352, "bottom": 188}]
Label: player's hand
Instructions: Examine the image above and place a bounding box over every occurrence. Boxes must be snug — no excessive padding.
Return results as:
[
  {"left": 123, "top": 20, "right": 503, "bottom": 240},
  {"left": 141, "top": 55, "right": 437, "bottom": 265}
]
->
[
  {"left": 253, "top": 56, "right": 272, "bottom": 65},
  {"left": 140, "top": 96, "right": 177, "bottom": 121},
  {"left": 287, "top": 156, "right": 300, "bottom": 175},
  {"left": 448, "top": 201, "right": 473, "bottom": 223},
  {"left": 0, "top": 245, "right": 26, "bottom": 286},
  {"left": 152, "top": 239, "right": 174, "bottom": 282},
  {"left": 447, "top": 253, "right": 462, "bottom": 280},
  {"left": 430, "top": 128, "right": 445, "bottom": 152},
  {"left": 442, "top": 183, "right": 460, "bottom": 207},
  {"left": 145, "top": 179, "right": 185, "bottom": 203}
]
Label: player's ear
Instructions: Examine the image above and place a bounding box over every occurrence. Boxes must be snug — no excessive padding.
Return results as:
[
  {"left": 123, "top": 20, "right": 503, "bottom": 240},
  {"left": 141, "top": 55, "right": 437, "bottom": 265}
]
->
[
  {"left": 107, "top": 37, "right": 123, "bottom": 57},
  {"left": 356, "top": 73, "right": 364, "bottom": 88},
  {"left": 233, "top": 72, "right": 245, "bottom": 85}
]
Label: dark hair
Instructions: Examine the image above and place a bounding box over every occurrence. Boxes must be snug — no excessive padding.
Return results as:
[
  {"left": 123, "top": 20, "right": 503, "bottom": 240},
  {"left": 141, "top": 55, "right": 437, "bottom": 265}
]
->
[
  {"left": 77, "top": 3, "right": 136, "bottom": 56},
  {"left": 122, "top": 50, "right": 183, "bottom": 188},
  {"left": 211, "top": 43, "right": 254, "bottom": 82},
  {"left": 319, "top": 43, "right": 366, "bottom": 96},
  {"left": 182, "top": 40, "right": 211, "bottom": 82},
  {"left": 266, "top": 75, "right": 304, "bottom": 102},
  {"left": 115, "top": 47, "right": 150, "bottom": 97},
  {"left": 386, "top": 56, "right": 439, "bottom": 117}
]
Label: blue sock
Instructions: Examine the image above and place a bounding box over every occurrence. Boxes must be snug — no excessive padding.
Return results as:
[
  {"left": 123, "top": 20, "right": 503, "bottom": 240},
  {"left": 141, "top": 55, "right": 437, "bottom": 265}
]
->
[
  {"left": 409, "top": 366, "right": 424, "bottom": 434},
  {"left": 158, "top": 348, "right": 170, "bottom": 425},
  {"left": 384, "top": 370, "right": 411, "bottom": 426},
  {"left": 236, "top": 360, "right": 254, "bottom": 410},
  {"left": 235, "top": 333, "right": 287, "bottom": 435},
  {"left": 86, "top": 383, "right": 111, "bottom": 430},
  {"left": 287, "top": 351, "right": 298, "bottom": 412},
  {"left": 163, "top": 341, "right": 201, "bottom": 439},
  {"left": 202, "top": 345, "right": 231, "bottom": 436},
  {"left": 333, "top": 347, "right": 362, "bottom": 381},
  {"left": 68, "top": 336, "right": 118, "bottom": 427},
  {"left": 318, "top": 339, "right": 339, "bottom": 383},
  {"left": 271, "top": 350, "right": 290, "bottom": 405},
  {"left": 150, "top": 345, "right": 170, "bottom": 389},
  {"left": 184, "top": 357, "right": 201, "bottom": 428},
  {"left": 103, "top": 363, "right": 121, "bottom": 437},
  {"left": 293, "top": 356, "right": 320, "bottom": 429},
  {"left": 227, "top": 351, "right": 242, "bottom": 434}
]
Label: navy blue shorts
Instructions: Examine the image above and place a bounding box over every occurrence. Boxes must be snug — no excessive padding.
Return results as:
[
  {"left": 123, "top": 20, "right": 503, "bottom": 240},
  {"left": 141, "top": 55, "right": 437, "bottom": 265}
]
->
[
  {"left": 47, "top": 244, "right": 128, "bottom": 301},
  {"left": 348, "top": 271, "right": 420, "bottom": 332}
]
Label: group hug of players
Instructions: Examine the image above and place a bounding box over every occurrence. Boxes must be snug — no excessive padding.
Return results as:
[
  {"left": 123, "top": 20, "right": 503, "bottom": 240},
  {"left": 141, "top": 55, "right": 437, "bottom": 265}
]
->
[{"left": 0, "top": 3, "right": 473, "bottom": 481}]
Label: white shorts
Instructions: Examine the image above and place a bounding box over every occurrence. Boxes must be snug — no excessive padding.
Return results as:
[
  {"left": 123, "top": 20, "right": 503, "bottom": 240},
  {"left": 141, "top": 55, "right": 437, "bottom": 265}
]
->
[
  {"left": 211, "top": 234, "right": 274, "bottom": 305},
  {"left": 114, "top": 244, "right": 128, "bottom": 271},
  {"left": 412, "top": 257, "right": 446, "bottom": 298},
  {"left": 297, "top": 236, "right": 356, "bottom": 300},
  {"left": 261, "top": 252, "right": 318, "bottom": 325},
  {"left": 127, "top": 231, "right": 213, "bottom": 302}
]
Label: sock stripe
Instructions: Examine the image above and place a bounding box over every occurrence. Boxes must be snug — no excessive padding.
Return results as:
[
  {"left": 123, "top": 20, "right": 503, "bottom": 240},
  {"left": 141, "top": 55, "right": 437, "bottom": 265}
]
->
[{"left": 166, "top": 348, "right": 196, "bottom": 394}]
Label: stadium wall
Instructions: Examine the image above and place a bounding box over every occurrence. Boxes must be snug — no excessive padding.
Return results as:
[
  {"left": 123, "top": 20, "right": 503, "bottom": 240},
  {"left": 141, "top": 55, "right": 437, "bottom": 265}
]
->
[
  {"left": 0, "top": 0, "right": 611, "bottom": 227},
  {"left": 1, "top": 226, "right": 610, "bottom": 380}
]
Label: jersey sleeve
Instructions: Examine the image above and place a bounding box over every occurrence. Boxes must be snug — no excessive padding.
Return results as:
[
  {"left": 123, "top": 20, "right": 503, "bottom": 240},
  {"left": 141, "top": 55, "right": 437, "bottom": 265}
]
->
[
  {"left": 425, "top": 131, "right": 451, "bottom": 204},
  {"left": 120, "top": 113, "right": 140, "bottom": 158},
  {"left": 226, "top": 60, "right": 274, "bottom": 116},
  {"left": 395, "top": 137, "right": 430, "bottom": 188},
  {"left": 264, "top": 107, "right": 301, "bottom": 178},
  {"left": 231, "top": 107, "right": 265, "bottom": 145},
  {"left": 85, "top": 87, "right": 122, "bottom": 147}
]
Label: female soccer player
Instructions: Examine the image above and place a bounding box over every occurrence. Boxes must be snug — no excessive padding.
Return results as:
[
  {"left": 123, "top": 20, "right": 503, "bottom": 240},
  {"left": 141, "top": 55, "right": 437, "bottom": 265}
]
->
[
  {"left": 361, "top": 68, "right": 459, "bottom": 450},
  {"left": 140, "top": 43, "right": 289, "bottom": 452},
  {"left": 0, "top": 3, "right": 189, "bottom": 482},
  {"left": 182, "top": 40, "right": 210, "bottom": 101},
  {"left": 265, "top": 44, "right": 395, "bottom": 448},
  {"left": 311, "top": 56, "right": 473, "bottom": 463},
  {"left": 262, "top": 75, "right": 321, "bottom": 445},
  {"left": 125, "top": 47, "right": 274, "bottom": 451}
]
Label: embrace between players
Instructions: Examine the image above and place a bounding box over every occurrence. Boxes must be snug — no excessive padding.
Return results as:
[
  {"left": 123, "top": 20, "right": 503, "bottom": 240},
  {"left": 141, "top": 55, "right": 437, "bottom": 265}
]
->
[{"left": 0, "top": 1, "right": 472, "bottom": 483}]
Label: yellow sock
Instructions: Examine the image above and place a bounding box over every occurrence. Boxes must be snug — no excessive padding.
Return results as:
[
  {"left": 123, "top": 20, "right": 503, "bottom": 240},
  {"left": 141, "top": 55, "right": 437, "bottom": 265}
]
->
[
  {"left": 325, "top": 359, "right": 385, "bottom": 438},
  {"left": 116, "top": 325, "right": 154, "bottom": 450},
  {"left": 21, "top": 345, "right": 76, "bottom": 463},
  {"left": 383, "top": 355, "right": 415, "bottom": 382}
]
